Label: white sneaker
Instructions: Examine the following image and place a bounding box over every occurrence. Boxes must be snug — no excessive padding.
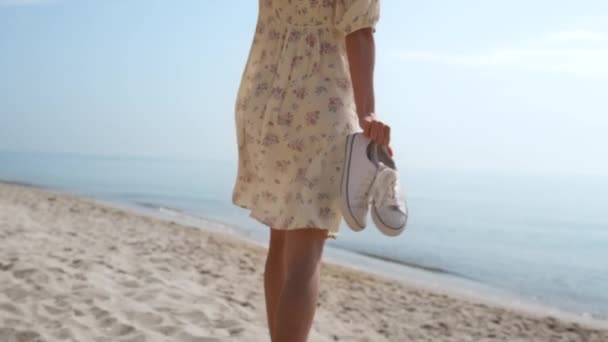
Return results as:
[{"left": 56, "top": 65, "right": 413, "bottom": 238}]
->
[
  {"left": 340, "top": 133, "right": 378, "bottom": 231},
  {"left": 370, "top": 145, "right": 408, "bottom": 237}
]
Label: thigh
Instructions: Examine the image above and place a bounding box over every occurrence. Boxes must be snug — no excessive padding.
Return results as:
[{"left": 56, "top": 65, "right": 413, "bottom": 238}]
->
[
  {"left": 269, "top": 228, "right": 288, "bottom": 252},
  {"left": 283, "top": 228, "right": 327, "bottom": 278}
]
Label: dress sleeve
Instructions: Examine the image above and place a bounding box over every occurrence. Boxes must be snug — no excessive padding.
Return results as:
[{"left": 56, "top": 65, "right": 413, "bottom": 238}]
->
[{"left": 334, "top": 0, "right": 381, "bottom": 35}]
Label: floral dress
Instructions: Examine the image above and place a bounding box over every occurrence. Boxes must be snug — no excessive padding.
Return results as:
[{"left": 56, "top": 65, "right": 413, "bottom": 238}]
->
[{"left": 232, "top": 0, "right": 380, "bottom": 237}]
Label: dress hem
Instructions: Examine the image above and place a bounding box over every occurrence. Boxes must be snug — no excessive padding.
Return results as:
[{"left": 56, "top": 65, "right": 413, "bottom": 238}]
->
[{"left": 232, "top": 200, "right": 339, "bottom": 239}]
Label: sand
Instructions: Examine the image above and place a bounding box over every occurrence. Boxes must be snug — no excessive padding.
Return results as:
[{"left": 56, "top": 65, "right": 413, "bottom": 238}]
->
[{"left": 1, "top": 182, "right": 607, "bottom": 342}]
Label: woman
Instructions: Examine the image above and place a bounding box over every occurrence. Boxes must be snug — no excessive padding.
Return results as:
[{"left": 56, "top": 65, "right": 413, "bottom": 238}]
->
[{"left": 232, "top": 1, "right": 390, "bottom": 341}]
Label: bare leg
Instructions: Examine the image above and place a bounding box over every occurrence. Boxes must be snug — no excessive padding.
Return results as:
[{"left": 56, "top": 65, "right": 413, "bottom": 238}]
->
[
  {"left": 272, "top": 228, "right": 327, "bottom": 342},
  {"left": 265, "top": 228, "right": 287, "bottom": 338}
]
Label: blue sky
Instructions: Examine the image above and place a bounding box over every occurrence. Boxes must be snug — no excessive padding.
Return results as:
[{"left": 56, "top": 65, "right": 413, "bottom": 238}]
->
[{"left": 1, "top": 0, "right": 607, "bottom": 176}]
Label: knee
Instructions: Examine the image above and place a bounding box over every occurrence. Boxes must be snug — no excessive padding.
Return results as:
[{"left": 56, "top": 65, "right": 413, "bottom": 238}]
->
[
  {"left": 280, "top": 228, "right": 326, "bottom": 284},
  {"left": 284, "top": 257, "right": 322, "bottom": 287}
]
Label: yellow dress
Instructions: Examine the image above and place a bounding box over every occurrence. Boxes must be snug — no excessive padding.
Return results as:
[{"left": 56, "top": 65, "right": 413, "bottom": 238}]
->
[{"left": 232, "top": 0, "right": 380, "bottom": 237}]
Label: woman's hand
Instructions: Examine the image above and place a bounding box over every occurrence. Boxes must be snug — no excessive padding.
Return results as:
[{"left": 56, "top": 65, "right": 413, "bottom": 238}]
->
[{"left": 359, "top": 113, "right": 393, "bottom": 156}]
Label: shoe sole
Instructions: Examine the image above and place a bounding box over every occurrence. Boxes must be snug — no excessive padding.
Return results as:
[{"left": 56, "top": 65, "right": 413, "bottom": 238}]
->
[
  {"left": 340, "top": 133, "right": 366, "bottom": 232},
  {"left": 371, "top": 201, "right": 407, "bottom": 237}
]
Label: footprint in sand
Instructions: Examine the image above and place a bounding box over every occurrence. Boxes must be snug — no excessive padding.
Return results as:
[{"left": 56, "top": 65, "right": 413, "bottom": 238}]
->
[
  {"left": 97, "top": 316, "right": 136, "bottom": 337},
  {"left": 2, "top": 286, "right": 28, "bottom": 302},
  {"left": 0, "top": 261, "right": 14, "bottom": 271},
  {"left": 86, "top": 305, "right": 138, "bottom": 338},
  {"left": 0, "top": 302, "right": 23, "bottom": 316},
  {"left": 182, "top": 310, "right": 209, "bottom": 324},
  {"left": 213, "top": 319, "right": 245, "bottom": 337},
  {"left": 12, "top": 268, "right": 36, "bottom": 280},
  {"left": 128, "top": 311, "right": 164, "bottom": 327},
  {"left": 42, "top": 304, "right": 67, "bottom": 316},
  {"left": 176, "top": 331, "right": 222, "bottom": 342},
  {"left": 166, "top": 291, "right": 184, "bottom": 301},
  {"left": 122, "top": 333, "right": 147, "bottom": 342},
  {"left": 121, "top": 279, "right": 141, "bottom": 289},
  {"left": 90, "top": 306, "right": 110, "bottom": 320},
  {"left": 0, "top": 328, "right": 44, "bottom": 342},
  {"left": 132, "top": 290, "right": 159, "bottom": 302},
  {"left": 157, "top": 325, "right": 180, "bottom": 336},
  {"left": 52, "top": 327, "right": 74, "bottom": 340}
]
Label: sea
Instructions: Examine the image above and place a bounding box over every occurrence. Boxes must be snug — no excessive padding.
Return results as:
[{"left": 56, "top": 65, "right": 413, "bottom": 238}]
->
[{"left": 1, "top": 150, "right": 607, "bottom": 321}]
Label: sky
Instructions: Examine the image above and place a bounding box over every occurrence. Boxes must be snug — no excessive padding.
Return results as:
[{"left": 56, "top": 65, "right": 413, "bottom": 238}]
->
[{"left": 1, "top": 0, "right": 607, "bottom": 177}]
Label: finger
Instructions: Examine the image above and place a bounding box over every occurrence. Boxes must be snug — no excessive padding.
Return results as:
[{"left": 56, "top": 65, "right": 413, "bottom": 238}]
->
[
  {"left": 384, "top": 125, "right": 391, "bottom": 146},
  {"left": 380, "top": 123, "right": 389, "bottom": 146},
  {"left": 366, "top": 121, "right": 375, "bottom": 141},
  {"left": 376, "top": 123, "right": 386, "bottom": 145},
  {"left": 370, "top": 122, "right": 380, "bottom": 144},
  {"left": 363, "top": 120, "right": 372, "bottom": 140},
  {"left": 387, "top": 145, "right": 393, "bottom": 157}
]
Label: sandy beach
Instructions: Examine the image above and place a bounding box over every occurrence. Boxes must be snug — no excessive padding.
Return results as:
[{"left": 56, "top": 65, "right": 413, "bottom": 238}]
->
[{"left": 1, "top": 182, "right": 607, "bottom": 342}]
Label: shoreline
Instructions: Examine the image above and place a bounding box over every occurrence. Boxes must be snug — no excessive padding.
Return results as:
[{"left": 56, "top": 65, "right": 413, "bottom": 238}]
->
[
  {"left": 7, "top": 180, "right": 608, "bottom": 325},
  {"left": 1, "top": 179, "right": 607, "bottom": 335}
]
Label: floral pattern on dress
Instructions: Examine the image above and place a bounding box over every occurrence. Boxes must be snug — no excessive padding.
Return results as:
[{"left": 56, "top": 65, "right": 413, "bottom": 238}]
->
[{"left": 233, "top": 0, "right": 381, "bottom": 237}]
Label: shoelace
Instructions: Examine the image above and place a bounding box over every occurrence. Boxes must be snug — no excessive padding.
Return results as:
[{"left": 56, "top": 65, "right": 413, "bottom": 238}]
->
[{"left": 371, "top": 167, "right": 405, "bottom": 209}]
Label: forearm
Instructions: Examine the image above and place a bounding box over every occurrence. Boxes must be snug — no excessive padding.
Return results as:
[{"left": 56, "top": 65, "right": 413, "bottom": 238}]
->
[{"left": 345, "top": 28, "right": 376, "bottom": 119}]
